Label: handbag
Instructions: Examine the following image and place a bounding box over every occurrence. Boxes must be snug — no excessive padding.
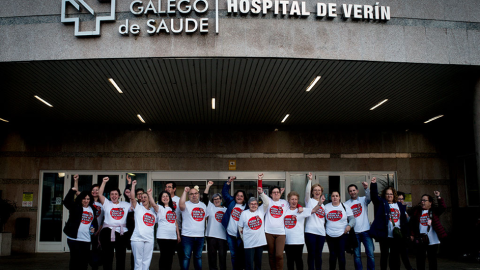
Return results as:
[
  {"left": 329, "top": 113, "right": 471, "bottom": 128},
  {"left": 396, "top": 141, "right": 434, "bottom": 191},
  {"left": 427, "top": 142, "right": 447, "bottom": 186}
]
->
[
  {"left": 390, "top": 210, "right": 403, "bottom": 239},
  {"left": 341, "top": 203, "right": 358, "bottom": 254},
  {"left": 414, "top": 211, "right": 431, "bottom": 245}
]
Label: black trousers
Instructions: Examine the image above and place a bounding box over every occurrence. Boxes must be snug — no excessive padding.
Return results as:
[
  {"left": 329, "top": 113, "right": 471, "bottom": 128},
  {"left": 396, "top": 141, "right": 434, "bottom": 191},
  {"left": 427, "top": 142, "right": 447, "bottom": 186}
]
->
[
  {"left": 100, "top": 228, "right": 127, "bottom": 270},
  {"left": 158, "top": 238, "right": 177, "bottom": 270},
  {"left": 326, "top": 234, "right": 347, "bottom": 270},
  {"left": 399, "top": 242, "right": 413, "bottom": 270},
  {"left": 89, "top": 234, "right": 102, "bottom": 270},
  {"left": 285, "top": 244, "right": 304, "bottom": 270},
  {"left": 206, "top": 237, "right": 228, "bottom": 270},
  {"left": 379, "top": 238, "right": 401, "bottom": 270},
  {"left": 67, "top": 239, "right": 90, "bottom": 270},
  {"left": 415, "top": 244, "right": 438, "bottom": 270}
]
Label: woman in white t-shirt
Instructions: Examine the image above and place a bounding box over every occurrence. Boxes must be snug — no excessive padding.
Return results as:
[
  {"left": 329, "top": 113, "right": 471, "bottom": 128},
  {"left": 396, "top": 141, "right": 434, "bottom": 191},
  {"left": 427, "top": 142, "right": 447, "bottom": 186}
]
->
[
  {"left": 129, "top": 180, "right": 157, "bottom": 270},
  {"left": 98, "top": 177, "right": 132, "bottom": 270},
  {"left": 284, "top": 190, "right": 323, "bottom": 270},
  {"left": 304, "top": 172, "right": 327, "bottom": 270},
  {"left": 238, "top": 187, "right": 270, "bottom": 270},
  {"left": 324, "top": 191, "right": 355, "bottom": 270},
  {"left": 156, "top": 190, "right": 181, "bottom": 270}
]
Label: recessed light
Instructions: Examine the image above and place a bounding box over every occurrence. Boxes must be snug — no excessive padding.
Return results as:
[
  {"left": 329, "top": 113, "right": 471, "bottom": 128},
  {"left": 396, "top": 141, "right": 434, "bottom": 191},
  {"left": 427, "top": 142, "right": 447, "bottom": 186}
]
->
[
  {"left": 274, "top": 128, "right": 279, "bottom": 131},
  {"left": 370, "top": 99, "right": 388, "bottom": 110},
  {"left": 212, "top": 98, "right": 215, "bottom": 110},
  {"left": 34, "top": 95, "right": 53, "bottom": 107},
  {"left": 306, "top": 76, "right": 321, "bottom": 92},
  {"left": 0, "top": 118, "right": 9, "bottom": 123},
  {"left": 281, "top": 114, "right": 290, "bottom": 123},
  {"left": 108, "top": 78, "right": 123, "bottom": 93},
  {"left": 137, "top": 114, "right": 146, "bottom": 123},
  {"left": 424, "top": 115, "right": 443, "bottom": 124}
]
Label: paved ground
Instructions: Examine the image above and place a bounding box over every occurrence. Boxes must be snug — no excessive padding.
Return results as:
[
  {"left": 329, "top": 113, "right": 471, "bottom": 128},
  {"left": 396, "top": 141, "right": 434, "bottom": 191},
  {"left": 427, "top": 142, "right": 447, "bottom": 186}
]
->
[{"left": 1, "top": 253, "right": 480, "bottom": 270}]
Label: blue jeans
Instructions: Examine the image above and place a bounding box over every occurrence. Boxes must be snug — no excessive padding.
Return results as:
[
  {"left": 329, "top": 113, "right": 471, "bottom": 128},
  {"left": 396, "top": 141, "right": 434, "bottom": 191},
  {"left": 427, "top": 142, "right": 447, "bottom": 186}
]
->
[
  {"left": 354, "top": 231, "right": 375, "bottom": 270},
  {"left": 305, "top": 233, "right": 326, "bottom": 270},
  {"left": 226, "top": 234, "right": 245, "bottom": 270},
  {"left": 181, "top": 236, "right": 204, "bottom": 270}
]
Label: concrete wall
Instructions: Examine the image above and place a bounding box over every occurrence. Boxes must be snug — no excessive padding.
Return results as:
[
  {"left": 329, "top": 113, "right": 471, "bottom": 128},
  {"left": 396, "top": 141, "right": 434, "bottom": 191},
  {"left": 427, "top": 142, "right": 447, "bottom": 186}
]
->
[
  {"left": 1, "top": 0, "right": 479, "bottom": 65},
  {"left": 0, "top": 128, "right": 462, "bottom": 252}
]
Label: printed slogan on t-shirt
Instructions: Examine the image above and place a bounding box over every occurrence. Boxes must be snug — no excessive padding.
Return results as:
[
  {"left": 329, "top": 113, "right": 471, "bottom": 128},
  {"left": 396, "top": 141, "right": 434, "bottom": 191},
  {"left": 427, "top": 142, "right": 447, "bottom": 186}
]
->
[
  {"left": 143, "top": 213, "right": 155, "bottom": 226},
  {"left": 326, "top": 210, "right": 343, "bottom": 222},
  {"left": 270, "top": 205, "right": 284, "bottom": 218},
  {"left": 248, "top": 216, "right": 262, "bottom": 230},
  {"left": 351, "top": 203, "right": 362, "bottom": 218},
  {"left": 215, "top": 211, "right": 224, "bottom": 223},
  {"left": 315, "top": 207, "right": 325, "bottom": 218},
  {"left": 390, "top": 208, "right": 400, "bottom": 223},
  {"left": 166, "top": 210, "right": 177, "bottom": 223},
  {"left": 81, "top": 211, "right": 94, "bottom": 224},
  {"left": 231, "top": 207, "right": 242, "bottom": 221},
  {"left": 111, "top": 208, "right": 125, "bottom": 220},
  {"left": 191, "top": 207, "right": 205, "bottom": 221},
  {"left": 284, "top": 215, "right": 297, "bottom": 229}
]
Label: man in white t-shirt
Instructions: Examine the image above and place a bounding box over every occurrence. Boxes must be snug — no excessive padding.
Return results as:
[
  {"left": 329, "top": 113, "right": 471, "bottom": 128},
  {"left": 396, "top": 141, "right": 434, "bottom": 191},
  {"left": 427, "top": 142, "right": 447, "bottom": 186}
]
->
[
  {"left": 345, "top": 182, "right": 374, "bottom": 270},
  {"left": 165, "top": 181, "right": 183, "bottom": 266}
]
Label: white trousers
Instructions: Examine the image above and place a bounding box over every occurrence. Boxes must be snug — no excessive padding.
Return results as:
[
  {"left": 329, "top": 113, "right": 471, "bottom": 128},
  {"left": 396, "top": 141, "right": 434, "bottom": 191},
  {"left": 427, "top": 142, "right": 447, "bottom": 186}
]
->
[{"left": 131, "top": 241, "right": 154, "bottom": 270}]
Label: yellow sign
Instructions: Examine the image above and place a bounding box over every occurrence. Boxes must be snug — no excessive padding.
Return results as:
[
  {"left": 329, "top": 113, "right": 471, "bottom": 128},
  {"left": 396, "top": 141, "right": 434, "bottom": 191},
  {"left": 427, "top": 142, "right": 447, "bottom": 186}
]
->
[
  {"left": 22, "top": 192, "right": 33, "bottom": 207},
  {"left": 229, "top": 160, "right": 236, "bottom": 171}
]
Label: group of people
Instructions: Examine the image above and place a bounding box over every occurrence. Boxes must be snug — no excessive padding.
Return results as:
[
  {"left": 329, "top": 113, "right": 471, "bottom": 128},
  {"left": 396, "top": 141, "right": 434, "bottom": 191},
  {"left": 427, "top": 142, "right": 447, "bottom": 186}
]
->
[{"left": 63, "top": 173, "right": 447, "bottom": 270}]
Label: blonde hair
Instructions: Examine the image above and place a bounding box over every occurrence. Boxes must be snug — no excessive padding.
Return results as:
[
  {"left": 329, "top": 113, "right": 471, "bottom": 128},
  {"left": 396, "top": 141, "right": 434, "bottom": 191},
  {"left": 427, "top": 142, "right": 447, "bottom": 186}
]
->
[
  {"left": 287, "top": 191, "right": 300, "bottom": 201},
  {"left": 310, "top": 184, "right": 324, "bottom": 198}
]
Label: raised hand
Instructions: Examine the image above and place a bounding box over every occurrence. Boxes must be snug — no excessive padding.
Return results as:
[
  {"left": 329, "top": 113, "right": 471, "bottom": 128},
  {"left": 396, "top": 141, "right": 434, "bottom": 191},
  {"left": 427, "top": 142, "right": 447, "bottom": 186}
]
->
[
  {"left": 228, "top": 176, "right": 236, "bottom": 183},
  {"left": 308, "top": 172, "right": 312, "bottom": 180},
  {"left": 185, "top": 186, "right": 191, "bottom": 193},
  {"left": 132, "top": 180, "right": 137, "bottom": 186},
  {"left": 371, "top": 177, "right": 376, "bottom": 184},
  {"left": 207, "top": 181, "right": 214, "bottom": 187},
  {"left": 280, "top": 188, "right": 285, "bottom": 195},
  {"left": 433, "top": 191, "right": 440, "bottom": 197},
  {"left": 257, "top": 187, "right": 263, "bottom": 194},
  {"left": 319, "top": 194, "right": 325, "bottom": 205},
  {"left": 72, "top": 187, "right": 77, "bottom": 191},
  {"left": 74, "top": 174, "right": 79, "bottom": 181},
  {"left": 258, "top": 173, "right": 264, "bottom": 180},
  {"left": 103, "top": 177, "right": 109, "bottom": 183},
  {"left": 362, "top": 181, "right": 368, "bottom": 189},
  {"left": 127, "top": 175, "right": 132, "bottom": 183},
  {"left": 147, "top": 189, "right": 153, "bottom": 195}
]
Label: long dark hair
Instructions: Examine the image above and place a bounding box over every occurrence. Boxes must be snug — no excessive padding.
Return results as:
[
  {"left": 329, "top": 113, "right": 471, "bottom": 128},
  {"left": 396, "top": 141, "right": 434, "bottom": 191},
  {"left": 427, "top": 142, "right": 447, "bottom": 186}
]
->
[
  {"left": 158, "top": 191, "right": 175, "bottom": 209},
  {"left": 75, "top": 191, "right": 94, "bottom": 209},
  {"left": 234, "top": 190, "right": 247, "bottom": 206}
]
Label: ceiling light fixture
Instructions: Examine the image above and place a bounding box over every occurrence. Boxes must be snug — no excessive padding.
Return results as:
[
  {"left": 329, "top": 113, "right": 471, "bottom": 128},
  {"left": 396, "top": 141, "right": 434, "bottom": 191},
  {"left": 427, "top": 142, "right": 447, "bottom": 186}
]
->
[
  {"left": 281, "top": 114, "right": 290, "bottom": 123},
  {"left": 212, "top": 98, "right": 215, "bottom": 109},
  {"left": 137, "top": 114, "right": 146, "bottom": 123},
  {"left": 108, "top": 78, "right": 123, "bottom": 93},
  {"left": 424, "top": 115, "right": 444, "bottom": 124},
  {"left": 34, "top": 95, "right": 53, "bottom": 107},
  {"left": 306, "top": 76, "right": 321, "bottom": 92},
  {"left": 0, "top": 118, "right": 9, "bottom": 123},
  {"left": 370, "top": 99, "right": 388, "bottom": 110}
]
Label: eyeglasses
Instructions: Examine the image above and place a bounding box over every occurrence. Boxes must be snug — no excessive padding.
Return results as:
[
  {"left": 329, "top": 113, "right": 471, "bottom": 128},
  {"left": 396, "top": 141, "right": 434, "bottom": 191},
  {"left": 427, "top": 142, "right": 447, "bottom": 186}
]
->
[
  {"left": 421, "top": 199, "right": 429, "bottom": 202},
  {"left": 271, "top": 192, "right": 280, "bottom": 194},
  {"left": 213, "top": 198, "right": 221, "bottom": 200},
  {"left": 386, "top": 194, "right": 393, "bottom": 196},
  {"left": 397, "top": 198, "right": 404, "bottom": 201}
]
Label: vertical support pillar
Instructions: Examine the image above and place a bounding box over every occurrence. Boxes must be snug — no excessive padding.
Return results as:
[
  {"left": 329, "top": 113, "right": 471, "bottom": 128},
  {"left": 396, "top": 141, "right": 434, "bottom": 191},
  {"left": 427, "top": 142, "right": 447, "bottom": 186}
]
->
[{"left": 473, "top": 78, "right": 480, "bottom": 201}]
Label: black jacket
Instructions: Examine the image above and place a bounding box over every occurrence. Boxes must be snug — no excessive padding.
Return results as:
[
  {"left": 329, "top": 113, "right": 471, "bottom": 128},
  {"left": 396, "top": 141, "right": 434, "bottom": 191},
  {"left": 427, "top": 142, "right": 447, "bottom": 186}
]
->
[{"left": 63, "top": 189, "right": 98, "bottom": 240}]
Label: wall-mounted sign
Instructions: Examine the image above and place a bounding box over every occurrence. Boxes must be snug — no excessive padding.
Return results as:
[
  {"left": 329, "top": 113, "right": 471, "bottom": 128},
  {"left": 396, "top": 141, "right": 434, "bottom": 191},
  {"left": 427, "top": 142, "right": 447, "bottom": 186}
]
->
[
  {"left": 229, "top": 160, "right": 236, "bottom": 170},
  {"left": 22, "top": 192, "right": 33, "bottom": 207}
]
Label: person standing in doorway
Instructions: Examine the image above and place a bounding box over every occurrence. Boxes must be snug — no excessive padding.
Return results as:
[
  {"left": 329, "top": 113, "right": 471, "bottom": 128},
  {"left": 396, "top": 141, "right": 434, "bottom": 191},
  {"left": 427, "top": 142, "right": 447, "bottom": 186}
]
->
[{"left": 165, "top": 181, "right": 184, "bottom": 266}]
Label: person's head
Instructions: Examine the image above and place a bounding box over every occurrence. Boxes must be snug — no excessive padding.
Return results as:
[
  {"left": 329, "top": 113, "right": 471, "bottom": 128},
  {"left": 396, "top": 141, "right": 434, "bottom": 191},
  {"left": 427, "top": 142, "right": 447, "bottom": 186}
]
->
[
  {"left": 347, "top": 184, "right": 358, "bottom": 200},
  {"left": 234, "top": 190, "right": 247, "bottom": 205},
  {"left": 110, "top": 188, "right": 122, "bottom": 203},
  {"left": 165, "top": 181, "right": 177, "bottom": 197},
  {"left": 420, "top": 194, "right": 433, "bottom": 210},
  {"left": 381, "top": 187, "right": 398, "bottom": 203},
  {"left": 311, "top": 184, "right": 323, "bottom": 200},
  {"left": 287, "top": 191, "right": 299, "bottom": 208},
  {"left": 159, "top": 191, "right": 174, "bottom": 209},
  {"left": 248, "top": 197, "right": 258, "bottom": 212},
  {"left": 331, "top": 191, "right": 341, "bottom": 204},
  {"left": 90, "top": 184, "right": 101, "bottom": 201},
  {"left": 75, "top": 191, "right": 92, "bottom": 208},
  {"left": 140, "top": 193, "right": 151, "bottom": 209},
  {"left": 136, "top": 188, "right": 145, "bottom": 201},
  {"left": 188, "top": 186, "right": 200, "bottom": 203},
  {"left": 269, "top": 186, "right": 281, "bottom": 201},
  {"left": 397, "top": 191, "right": 406, "bottom": 205},
  {"left": 212, "top": 193, "right": 222, "bottom": 207}
]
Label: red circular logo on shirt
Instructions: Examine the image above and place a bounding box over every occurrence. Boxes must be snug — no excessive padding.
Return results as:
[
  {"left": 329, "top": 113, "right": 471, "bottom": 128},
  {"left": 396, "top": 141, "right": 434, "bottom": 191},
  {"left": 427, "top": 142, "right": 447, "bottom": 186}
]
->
[
  {"left": 390, "top": 208, "right": 400, "bottom": 223},
  {"left": 110, "top": 208, "right": 125, "bottom": 220},
  {"left": 270, "top": 205, "right": 284, "bottom": 218},
  {"left": 420, "top": 213, "right": 429, "bottom": 226},
  {"left": 172, "top": 201, "right": 177, "bottom": 210},
  {"left": 215, "top": 211, "right": 224, "bottom": 223},
  {"left": 143, "top": 213, "right": 155, "bottom": 226},
  {"left": 191, "top": 207, "right": 205, "bottom": 221},
  {"left": 166, "top": 210, "right": 177, "bottom": 223},
  {"left": 248, "top": 216, "right": 262, "bottom": 230},
  {"left": 351, "top": 203, "right": 362, "bottom": 218},
  {"left": 326, "top": 210, "right": 343, "bottom": 222},
  {"left": 315, "top": 207, "right": 325, "bottom": 218},
  {"left": 231, "top": 207, "right": 242, "bottom": 221},
  {"left": 284, "top": 215, "right": 297, "bottom": 229},
  {"left": 93, "top": 205, "right": 102, "bottom": 218},
  {"left": 81, "top": 211, "right": 94, "bottom": 224}
]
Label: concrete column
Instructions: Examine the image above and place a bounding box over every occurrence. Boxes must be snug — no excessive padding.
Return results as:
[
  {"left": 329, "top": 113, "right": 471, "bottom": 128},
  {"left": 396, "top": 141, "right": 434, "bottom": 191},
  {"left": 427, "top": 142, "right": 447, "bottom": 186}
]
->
[{"left": 474, "top": 77, "right": 480, "bottom": 201}]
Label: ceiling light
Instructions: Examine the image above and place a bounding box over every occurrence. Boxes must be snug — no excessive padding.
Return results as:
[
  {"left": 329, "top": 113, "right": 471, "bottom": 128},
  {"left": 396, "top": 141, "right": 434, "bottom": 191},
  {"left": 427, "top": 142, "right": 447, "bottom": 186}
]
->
[
  {"left": 58, "top": 172, "right": 65, "bottom": 178},
  {"left": 424, "top": 115, "right": 444, "bottom": 124},
  {"left": 137, "top": 114, "right": 146, "bottom": 123},
  {"left": 0, "top": 118, "right": 9, "bottom": 123},
  {"left": 127, "top": 173, "right": 136, "bottom": 176},
  {"left": 108, "top": 78, "right": 123, "bottom": 93},
  {"left": 370, "top": 99, "right": 388, "bottom": 110},
  {"left": 281, "top": 114, "right": 290, "bottom": 123},
  {"left": 212, "top": 98, "right": 215, "bottom": 109},
  {"left": 34, "top": 95, "right": 53, "bottom": 107},
  {"left": 306, "top": 76, "right": 321, "bottom": 92},
  {"left": 274, "top": 128, "right": 279, "bottom": 131}
]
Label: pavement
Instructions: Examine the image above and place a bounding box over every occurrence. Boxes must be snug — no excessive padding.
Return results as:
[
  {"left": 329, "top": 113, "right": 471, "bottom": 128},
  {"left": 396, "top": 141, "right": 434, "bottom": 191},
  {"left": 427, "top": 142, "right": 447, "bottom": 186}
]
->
[{"left": 1, "top": 253, "right": 480, "bottom": 270}]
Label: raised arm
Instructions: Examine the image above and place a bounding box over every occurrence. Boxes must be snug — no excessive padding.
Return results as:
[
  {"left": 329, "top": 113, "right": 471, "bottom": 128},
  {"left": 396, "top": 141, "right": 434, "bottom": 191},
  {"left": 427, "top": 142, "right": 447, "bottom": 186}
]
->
[
  {"left": 179, "top": 186, "right": 190, "bottom": 211},
  {"left": 147, "top": 188, "right": 159, "bottom": 213},
  {"left": 73, "top": 174, "right": 81, "bottom": 196},
  {"left": 124, "top": 175, "right": 132, "bottom": 203},
  {"left": 370, "top": 177, "right": 379, "bottom": 206},
  {"left": 305, "top": 172, "right": 313, "bottom": 205},
  {"left": 222, "top": 177, "right": 236, "bottom": 205},
  {"left": 258, "top": 187, "right": 270, "bottom": 212},
  {"left": 130, "top": 180, "right": 138, "bottom": 209},
  {"left": 310, "top": 195, "right": 325, "bottom": 214},
  {"left": 203, "top": 181, "right": 214, "bottom": 205},
  {"left": 98, "top": 177, "right": 109, "bottom": 205},
  {"left": 363, "top": 181, "right": 371, "bottom": 205},
  {"left": 63, "top": 188, "right": 77, "bottom": 210},
  {"left": 433, "top": 191, "right": 446, "bottom": 216}
]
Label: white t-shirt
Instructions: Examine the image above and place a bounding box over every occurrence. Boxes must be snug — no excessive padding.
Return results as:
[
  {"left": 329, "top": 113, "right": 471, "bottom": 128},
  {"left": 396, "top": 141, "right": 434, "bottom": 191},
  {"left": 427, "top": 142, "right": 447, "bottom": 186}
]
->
[
  {"left": 305, "top": 198, "right": 326, "bottom": 236},
  {"left": 103, "top": 199, "right": 131, "bottom": 233},
  {"left": 284, "top": 207, "right": 312, "bottom": 245},
  {"left": 93, "top": 201, "right": 104, "bottom": 227},
  {"left": 172, "top": 195, "right": 182, "bottom": 229},
  {"left": 419, "top": 210, "right": 440, "bottom": 245},
  {"left": 325, "top": 203, "right": 353, "bottom": 238},
  {"left": 130, "top": 203, "right": 156, "bottom": 242},
  {"left": 387, "top": 203, "right": 401, "bottom": 238},
  {"left": 265, "top": 198, "right": 289, "bottom": 235},
  {"left": 239, "top": 207, "right": 267, "bottom": 249},
  {"left": 156, "top": 206, "right": 177, "bottom": 240},
  {"left": 227, "top": 204, "right": 246, "bottom": 237},
  {"left": 345, "top": 196, "right": 370, "bottom": 233},
  {"left": 205, "top": 203, "right": 227, "bottom": 240},
  {"left": 181, "top": 201, "right": 207, "bottom": 237},
  {"left": 67, "top": 206, "right": 94, "bottom": 242}
]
